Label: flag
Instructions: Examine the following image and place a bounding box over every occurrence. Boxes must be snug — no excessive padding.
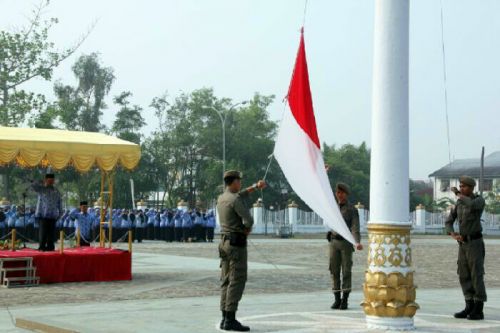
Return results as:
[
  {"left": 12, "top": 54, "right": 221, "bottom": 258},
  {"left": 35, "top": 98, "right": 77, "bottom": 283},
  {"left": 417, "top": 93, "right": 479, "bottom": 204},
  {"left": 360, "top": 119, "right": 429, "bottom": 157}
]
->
[{"left": 274, "top": 29, "right": 356, "bottom": 245}]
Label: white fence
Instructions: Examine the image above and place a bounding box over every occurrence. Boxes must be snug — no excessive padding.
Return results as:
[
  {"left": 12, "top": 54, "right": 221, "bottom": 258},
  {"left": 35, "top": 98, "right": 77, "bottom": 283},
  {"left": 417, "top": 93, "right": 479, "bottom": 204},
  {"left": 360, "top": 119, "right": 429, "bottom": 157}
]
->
[
  {"left": 411, "top": 209, "right": 500, "bottom": 235},
  {"left": 248, "top": 205, "right": 500, "bottom": 235}
]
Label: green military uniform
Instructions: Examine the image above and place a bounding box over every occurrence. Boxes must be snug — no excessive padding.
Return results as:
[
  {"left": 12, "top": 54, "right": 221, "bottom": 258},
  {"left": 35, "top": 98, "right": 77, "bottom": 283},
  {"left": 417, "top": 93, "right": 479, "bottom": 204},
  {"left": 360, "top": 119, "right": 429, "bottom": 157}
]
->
[
  {"left": 329, "top": 200, "right": 360, "bottom": 294},
  {"left": 217, "top": 187, "right": 253, "bottom": 314},
  {"left": 445, "top": 175, "right": 487, "bottom": 321},
  {"left": 445, "top": 193, "right": 487, "bottom": 302}
]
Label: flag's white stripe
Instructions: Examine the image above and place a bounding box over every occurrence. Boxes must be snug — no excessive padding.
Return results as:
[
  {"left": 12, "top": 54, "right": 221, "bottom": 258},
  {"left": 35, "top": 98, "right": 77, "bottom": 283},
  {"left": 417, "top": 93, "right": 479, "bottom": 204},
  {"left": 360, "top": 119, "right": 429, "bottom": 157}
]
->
[{"left": 274, "top": 108, "right": 356, "bottom": 244}]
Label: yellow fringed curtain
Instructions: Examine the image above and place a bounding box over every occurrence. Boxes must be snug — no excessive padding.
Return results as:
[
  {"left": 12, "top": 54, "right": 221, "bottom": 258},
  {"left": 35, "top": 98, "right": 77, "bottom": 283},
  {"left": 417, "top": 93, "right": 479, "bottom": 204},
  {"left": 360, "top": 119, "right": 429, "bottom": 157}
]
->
[{"left": 0, "top": 127, "right": 140, "bottom": 172}]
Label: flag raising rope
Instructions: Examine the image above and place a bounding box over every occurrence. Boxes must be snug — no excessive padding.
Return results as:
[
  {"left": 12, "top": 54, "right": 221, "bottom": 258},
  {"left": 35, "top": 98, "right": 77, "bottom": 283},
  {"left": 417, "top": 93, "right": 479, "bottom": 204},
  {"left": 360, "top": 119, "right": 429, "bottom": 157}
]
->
[{"left": 273, "top": 29, "right": 355, "bottom": 245}]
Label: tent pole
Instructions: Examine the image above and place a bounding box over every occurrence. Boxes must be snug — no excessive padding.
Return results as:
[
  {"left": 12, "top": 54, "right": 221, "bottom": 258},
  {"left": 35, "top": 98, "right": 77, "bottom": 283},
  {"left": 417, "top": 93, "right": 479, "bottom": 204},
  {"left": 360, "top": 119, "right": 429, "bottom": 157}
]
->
[
  {"left": 108, "top": 172, "right": 114, "bottom": 248},
  {"left": 99, "top": 171, "right": 105, "bottom": 247}
]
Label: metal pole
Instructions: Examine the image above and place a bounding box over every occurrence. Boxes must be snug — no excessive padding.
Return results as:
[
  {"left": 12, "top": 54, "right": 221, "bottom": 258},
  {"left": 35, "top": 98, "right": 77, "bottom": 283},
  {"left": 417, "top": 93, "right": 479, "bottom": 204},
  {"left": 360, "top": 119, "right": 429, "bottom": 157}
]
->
[
  {"left": 59, "top": 230, "right": 64, "bottom": 254},
  {"left": 204, "top": 101, "right": 247, "bottom": 188},
  {"left": 99, "top": 172, "right": 105, "bottom": 247},
  {"left": 480, "top": 146, "right": 485, "bottom": 197},
  {"left": 11, "top": 229, "right": 16, "bottom": 251},
  {"left": 108, "top": 173, "right": 114, "bottom": 248},
  {"left": 222, "top": 115, "right": 226, "bottom": 186}
]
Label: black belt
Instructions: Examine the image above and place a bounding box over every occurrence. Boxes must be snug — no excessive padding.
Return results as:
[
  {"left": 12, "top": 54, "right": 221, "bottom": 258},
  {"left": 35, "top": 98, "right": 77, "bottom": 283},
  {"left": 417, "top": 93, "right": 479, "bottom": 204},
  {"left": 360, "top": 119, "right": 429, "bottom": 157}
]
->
[
  {"left": 332, "top": 234, "right": 345, "bottom": 241},
  {"left": 461, "top": 232, "right": 482, "bottom": 243}
]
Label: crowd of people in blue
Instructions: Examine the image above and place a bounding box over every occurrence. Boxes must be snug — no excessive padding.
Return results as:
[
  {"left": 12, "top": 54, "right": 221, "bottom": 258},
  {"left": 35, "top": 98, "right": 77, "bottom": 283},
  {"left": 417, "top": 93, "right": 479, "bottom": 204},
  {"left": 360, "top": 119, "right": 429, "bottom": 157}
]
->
[{"left": 0, "top": 204, "right": 218, "bottom": 244}]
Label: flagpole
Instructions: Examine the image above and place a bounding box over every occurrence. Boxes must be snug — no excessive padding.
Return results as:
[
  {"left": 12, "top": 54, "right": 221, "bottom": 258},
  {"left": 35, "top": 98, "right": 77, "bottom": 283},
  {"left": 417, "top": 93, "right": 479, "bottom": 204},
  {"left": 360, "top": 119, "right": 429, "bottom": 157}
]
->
[{"left": 362, "top": 0, "right": 419, "bottom": 330}]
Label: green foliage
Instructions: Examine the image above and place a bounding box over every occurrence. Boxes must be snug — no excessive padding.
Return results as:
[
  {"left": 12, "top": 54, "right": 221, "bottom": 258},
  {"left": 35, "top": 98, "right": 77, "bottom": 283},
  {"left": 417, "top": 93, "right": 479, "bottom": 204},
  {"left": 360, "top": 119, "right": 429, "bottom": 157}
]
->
[
  {"left": 429, "top": 197, "right": 455, "bottom": 212},
  {"left": 323, "top": 142, "right": 371, "bottom": 208},
  {"left": 409, "top": 180, "right": 434, "bottom": 211},
  {"left": 484, "top": 188, "right": 500, "bottom": 214},
  {"left": 142, "top": 89, "right": 278, "bottom": 209},
  {"left": 54, "top": 53, "right": 115, "bottom": 132},
  {"left": 0, "top": 1, "right": 79, "bottom": 126},
  {"left": 112, "top": 91, "right": 145, "bottom": 144}
]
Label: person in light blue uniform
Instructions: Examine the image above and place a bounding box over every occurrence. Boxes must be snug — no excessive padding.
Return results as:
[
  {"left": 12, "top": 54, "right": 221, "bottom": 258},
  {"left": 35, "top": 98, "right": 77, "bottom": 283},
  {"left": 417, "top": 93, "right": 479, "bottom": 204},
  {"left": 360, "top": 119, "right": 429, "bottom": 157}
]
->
[
  {"left": 119, "top": 210, "right": 131, "bottom": 242},
  {"left": 153, "top": 211, "right": 161, "bottom": 240},
  {"left": 68, "top": 208, "right": 78, "bottom": 237},
  {"left": 24, "top": 207, "right": 35, "bottom": 241},
  {"left": 0, "top": 207, "right": 7, "bottom": 239},
  {"left": 87, "top": 208, "right": 97, "bottom": 241},
  {"left": 61, "top": 210, "right": 69, "bottom": 236},
  {"left": 33, "top": 209, "right": 40, "bottom": 242},
  {"left": 206, "top": 210, "right": 216, "bottom": 242},
  {"left": 193, "top": 210, "right": 205, "bottom": 242},
  {"left": 14, "top": 206, "right": 26, "bottom": 237},
  {"left": 31, "top": 173, "right": 62, "bottom": 251},
  {"left": 112, "top": 209, "right": 122, "bottom": 242},
  {"left": 160, "top": 210, "right": 167, "bottom": 241},
  {"left": 135, "top": 210, "right": 144, "bottom": 243},
  {"left": 146, "top": 209, "right": 155, "bottom": 240},
  {"left": 7, "top": 206, "right": 16, "bottom": 235},
  {"left": 71, "top": 201, "right": 94, "bottom": 246},
  {"left": 55, "top": 210, "right": 63, "bottom": 237},
  {"left": 182, "top": 210, "right": 193, "bottom": 242},
  {"left": 174, "top": 210, "right": 183, "bottom": 242},
  {"left": 27, "top": 208, "right": 37, "bottom": 242}
]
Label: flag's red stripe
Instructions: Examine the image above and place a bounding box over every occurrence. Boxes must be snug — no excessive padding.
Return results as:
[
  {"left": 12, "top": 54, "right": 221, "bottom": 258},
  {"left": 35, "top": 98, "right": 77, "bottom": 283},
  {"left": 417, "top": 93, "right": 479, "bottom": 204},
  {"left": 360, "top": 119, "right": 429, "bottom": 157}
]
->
[{"left": 287, "top": 31, "right": 320, "bottom": 148}]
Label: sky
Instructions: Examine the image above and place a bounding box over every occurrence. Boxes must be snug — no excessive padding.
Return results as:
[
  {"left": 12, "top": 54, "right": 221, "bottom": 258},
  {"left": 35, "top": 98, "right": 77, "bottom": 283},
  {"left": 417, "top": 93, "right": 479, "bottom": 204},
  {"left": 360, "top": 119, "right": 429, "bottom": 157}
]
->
[{"left": 1, "top": 0, "right": 499, "bottom": 180}]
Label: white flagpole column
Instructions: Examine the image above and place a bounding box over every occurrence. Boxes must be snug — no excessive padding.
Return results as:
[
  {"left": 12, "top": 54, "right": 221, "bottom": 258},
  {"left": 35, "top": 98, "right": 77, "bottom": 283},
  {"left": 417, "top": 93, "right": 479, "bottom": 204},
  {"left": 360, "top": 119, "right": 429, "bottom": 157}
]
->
[{"left": 362, "top": 0, "right": 419, "bottom": 330}]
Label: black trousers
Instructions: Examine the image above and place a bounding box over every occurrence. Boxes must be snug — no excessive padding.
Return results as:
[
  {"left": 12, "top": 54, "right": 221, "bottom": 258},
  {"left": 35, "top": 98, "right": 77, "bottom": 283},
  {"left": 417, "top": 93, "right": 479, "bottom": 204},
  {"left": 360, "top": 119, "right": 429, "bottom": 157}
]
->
[
  {"left": 174, "top": 227, "right": 182, "bottom": 242},
  {"left": 135, "top": 227, "right": 143, "bottom": 242},
  {"left": 166, "top": 226, "right": 174, "bottom": 242},
  {"left": 147, "top": 225, "right": 154, "bottom": 239},
  {"left": 207, "top": 227, "right": 215, "bottom": 241},
  {"left": 79, "top": 238, "right": 91, "bottom": 247},
  {"left": 38, "top": 218, "right": 57, "bottom": 251}
]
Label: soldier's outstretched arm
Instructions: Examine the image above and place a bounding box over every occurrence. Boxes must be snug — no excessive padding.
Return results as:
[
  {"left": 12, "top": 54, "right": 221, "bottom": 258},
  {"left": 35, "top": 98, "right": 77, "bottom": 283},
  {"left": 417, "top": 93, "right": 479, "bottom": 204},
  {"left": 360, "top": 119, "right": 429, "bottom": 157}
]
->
[{"left": 458, "top": 195, "right": 485, "bottom": 210}]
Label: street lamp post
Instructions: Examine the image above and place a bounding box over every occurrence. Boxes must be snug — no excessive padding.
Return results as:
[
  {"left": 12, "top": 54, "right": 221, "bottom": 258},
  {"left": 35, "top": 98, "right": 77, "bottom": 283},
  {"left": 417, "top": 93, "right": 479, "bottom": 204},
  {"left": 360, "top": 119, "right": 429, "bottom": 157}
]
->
[{"left": 204, "top": 101, "right": 248, "bottom": 187}]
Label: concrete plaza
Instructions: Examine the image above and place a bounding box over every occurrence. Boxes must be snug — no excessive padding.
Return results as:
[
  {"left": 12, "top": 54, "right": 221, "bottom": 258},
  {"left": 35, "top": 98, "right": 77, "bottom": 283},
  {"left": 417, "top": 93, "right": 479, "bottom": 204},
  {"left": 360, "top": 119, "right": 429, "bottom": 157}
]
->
[{"left": 0, "top": 237, "right": 499, "bottom": 332}]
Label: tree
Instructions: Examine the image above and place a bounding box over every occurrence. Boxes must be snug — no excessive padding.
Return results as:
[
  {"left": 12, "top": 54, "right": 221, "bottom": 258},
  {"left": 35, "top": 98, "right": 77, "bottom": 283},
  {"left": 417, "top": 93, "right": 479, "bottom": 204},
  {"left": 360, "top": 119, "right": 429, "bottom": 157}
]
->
[
  {"left": 323, "top": 142, "right": 371, "bottom": 208},
  {"left": 0, "top": 1, "right": 85, "bottom": 199},
  {"left": 112, "top": 91, "right": 145, "bottom": 144},
  {"left": 0, "top": 1, "right": 84, "bottom": 127},
  {"left": 110, "top": 91, "right": 151, "bottom": 208},
  {"left": 409, "top": 179, "right": 433, "bottom": 211},
  {"left": 54, "top": 53, "right": 115, "bottom": 132},
  {"left": 143, "top": 89, "right": 278, "bottom": 209}
]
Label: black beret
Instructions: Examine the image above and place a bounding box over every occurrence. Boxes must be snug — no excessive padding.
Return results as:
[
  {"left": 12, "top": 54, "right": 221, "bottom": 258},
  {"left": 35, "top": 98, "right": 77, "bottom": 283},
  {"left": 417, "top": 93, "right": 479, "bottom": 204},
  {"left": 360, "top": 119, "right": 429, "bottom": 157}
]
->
[
  {"left": 223, "top": 170, "right": 242, "bottom": 180},
  {"left": 336, "top": 182, "right": 351, "bottom": 195},
  {"left": 459, "top": 176, "right": 476, "bottom": 187},
  {"left": 45, "top": 173, "right": 55, "bottom": 179},
  {"left": 79, "top": 201, "right": 88, "bottom": 206}
]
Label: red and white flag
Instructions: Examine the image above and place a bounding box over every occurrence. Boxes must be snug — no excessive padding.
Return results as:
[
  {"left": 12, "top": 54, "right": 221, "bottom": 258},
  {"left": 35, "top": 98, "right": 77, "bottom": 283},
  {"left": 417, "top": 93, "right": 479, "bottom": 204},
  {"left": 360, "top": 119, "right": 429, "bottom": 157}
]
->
[{"left": 274, "top": 29, "right": 356, "bottom": 244}]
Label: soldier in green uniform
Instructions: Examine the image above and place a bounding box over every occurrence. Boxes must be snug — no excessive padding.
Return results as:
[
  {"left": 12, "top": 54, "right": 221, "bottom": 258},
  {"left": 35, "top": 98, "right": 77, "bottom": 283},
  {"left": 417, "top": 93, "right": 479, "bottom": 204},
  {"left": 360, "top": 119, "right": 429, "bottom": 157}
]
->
[
  {"left": 217, "top": 170, "right": 266, "bottom": 331},
  {"left": 327, "top": 183, "right": 363, "bottom": 310},
  {"left": 446, "top": 175, "right": 486, "bottom": 320}
]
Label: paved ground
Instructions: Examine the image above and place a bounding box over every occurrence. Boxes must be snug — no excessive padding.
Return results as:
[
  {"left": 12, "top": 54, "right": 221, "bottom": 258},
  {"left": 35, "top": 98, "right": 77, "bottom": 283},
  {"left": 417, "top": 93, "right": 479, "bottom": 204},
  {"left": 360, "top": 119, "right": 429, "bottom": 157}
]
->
[{"left": 0, "top": 235, "right": 499, "bottom": 332}]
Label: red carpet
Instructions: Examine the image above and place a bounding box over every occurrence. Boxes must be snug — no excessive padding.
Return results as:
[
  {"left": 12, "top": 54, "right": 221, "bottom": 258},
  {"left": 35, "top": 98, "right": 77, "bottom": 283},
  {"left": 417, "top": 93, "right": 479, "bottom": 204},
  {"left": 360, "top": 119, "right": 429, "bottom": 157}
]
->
[{"left": 0, "top": 247, "right": 131, "bottom": 284}]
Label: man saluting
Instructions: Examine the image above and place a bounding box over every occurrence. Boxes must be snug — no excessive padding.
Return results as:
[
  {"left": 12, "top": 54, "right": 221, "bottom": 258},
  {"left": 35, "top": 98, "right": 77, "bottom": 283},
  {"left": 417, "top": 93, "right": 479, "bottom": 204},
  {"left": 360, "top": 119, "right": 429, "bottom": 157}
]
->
[
  {"left": 446, "top": 176, "right": 486, "bottom": 321},
  {"left": 31, "top": 173, "right": 62, "bottom": 251}
]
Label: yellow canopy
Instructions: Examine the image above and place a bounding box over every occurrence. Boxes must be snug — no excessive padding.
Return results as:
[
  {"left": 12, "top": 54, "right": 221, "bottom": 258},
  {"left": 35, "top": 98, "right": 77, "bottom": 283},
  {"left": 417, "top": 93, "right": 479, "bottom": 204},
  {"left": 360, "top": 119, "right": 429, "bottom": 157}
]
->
[{"left": 0, "top": 127, "right": 141, "bottom": 172}]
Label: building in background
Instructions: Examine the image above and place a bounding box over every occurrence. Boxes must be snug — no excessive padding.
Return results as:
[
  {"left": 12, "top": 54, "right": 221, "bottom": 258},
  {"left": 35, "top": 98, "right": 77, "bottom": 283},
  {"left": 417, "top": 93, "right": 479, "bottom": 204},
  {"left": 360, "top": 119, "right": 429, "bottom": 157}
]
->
[{"left": 429, "top": 151, "right": 500, "bottom": 201}]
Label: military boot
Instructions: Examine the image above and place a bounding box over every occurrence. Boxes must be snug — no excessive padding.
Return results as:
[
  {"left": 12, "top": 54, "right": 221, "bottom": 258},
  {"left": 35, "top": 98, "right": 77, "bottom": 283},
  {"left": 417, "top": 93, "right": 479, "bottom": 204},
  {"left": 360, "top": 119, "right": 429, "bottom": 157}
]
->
[
  {"left": 454, "top": 300, "right": 474, "bottom": 319},
  {"left": 340, "top": 292, "right": 349, "bottom": 310},
  {"left": 331, "top": 292, "right": 341, "bottom": 309},
  {"left": 223, "top": 311, "right": 250, "bottom": 331},
  {"left": 220, "top": 310, "right": 226, "bottom": 329},
  {"left": 467, "top": 301, "right": 484, "bottom": 320}
]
